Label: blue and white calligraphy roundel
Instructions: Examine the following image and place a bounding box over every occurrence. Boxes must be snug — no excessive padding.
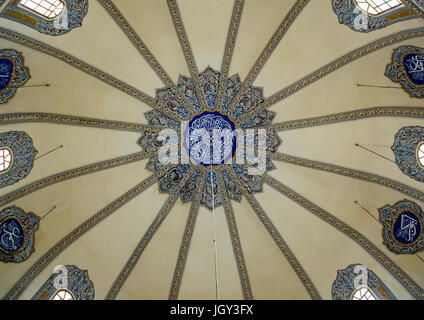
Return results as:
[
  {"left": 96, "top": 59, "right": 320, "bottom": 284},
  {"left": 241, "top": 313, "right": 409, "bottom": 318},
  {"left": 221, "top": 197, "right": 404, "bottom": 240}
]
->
[
  {"left": 0, "top": 58, "right": 13, "bottom": 91},
  {"left": 403, "top": 53, "right": 424, "bottom": 86},
  {"left": 183, "top": 112, "right": 237, "bottom": 166},
  {"left": 393, "top": 210, "right": 422, "bottom": 245},
  {"left": 0, "top": 218, "right": 24, "bottom": 252}
]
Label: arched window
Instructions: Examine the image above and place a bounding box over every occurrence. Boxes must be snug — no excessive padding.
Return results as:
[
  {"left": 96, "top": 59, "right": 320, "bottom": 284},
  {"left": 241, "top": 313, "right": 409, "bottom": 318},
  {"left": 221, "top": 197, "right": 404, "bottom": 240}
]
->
[
  {"left": 32, "top": 265, "right": 95, "bottom": 300},
  {"left": 351, "top": 286, "right": 377, "bottom": 300},
  {"left": 417, "top": 142, "right": 424, "bottom": 168},
  {"left": 0, "top": 147, "right": 12, "bottom": 173},
  {"left": 51, "top": 289, "right": 74, "bottom": 300},
  {"left": 19, "top": 0, "right": 65, "bottom": 19},
  {"left": 354, "top": 0, "right": 404, "bottom": 16},
  {"left": 332, "top": 264, "right": 397, "bottom": 300}
]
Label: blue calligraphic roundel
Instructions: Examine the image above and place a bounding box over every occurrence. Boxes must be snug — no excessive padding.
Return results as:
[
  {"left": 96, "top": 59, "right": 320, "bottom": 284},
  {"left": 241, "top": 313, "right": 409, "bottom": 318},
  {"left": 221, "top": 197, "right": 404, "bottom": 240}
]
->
[
  {"left": 403, "top": 53, "right": 424, "bottom": 86},
  {"left": 393, "top": 211, "right": 422, "bottom": 245},
  {"left": 0, "top": 58, "right": 13, "bottom": 91},
  {"left": 0, "top": 218, "right": 24, "bottom": 252},
  {"left": 183, "top": 112, "right": 237, "bottom": 166}
]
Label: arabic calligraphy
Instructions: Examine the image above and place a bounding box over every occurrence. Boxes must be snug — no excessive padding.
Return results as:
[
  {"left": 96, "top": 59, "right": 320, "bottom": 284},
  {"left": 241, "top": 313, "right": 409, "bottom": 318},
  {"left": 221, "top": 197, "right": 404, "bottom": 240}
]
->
[
  {"left": 394, "top": 211, "right": 421, "bottom": 244},
  {"left": 183, "top": 112, "right": 237, "bottom": 166},
  {"left": 0, "top": 58, "right": 13, "bottom": 91},
  {"left": 0, "top": 218, "right": 24, "bottom": 252},
  {"left": 404, "top": 54, "right": 424, "bottom": 85}
]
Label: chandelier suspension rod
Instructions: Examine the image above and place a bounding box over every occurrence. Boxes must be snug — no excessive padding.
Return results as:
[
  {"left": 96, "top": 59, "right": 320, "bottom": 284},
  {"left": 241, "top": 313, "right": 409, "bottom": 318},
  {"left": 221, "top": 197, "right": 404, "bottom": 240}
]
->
[
  {"left": 355, "top": 143, "right": 396, "bottom": 164},
  {"left": 34, "top": 145, "right": 64, "bottom": 161},
  {"left": 40, "top": 205, "right": 57, "bottom": 221},
  {"left": 210, "top": 165, "right": 220, "bottom": 300},
  {"left": 356, "top": 83, "right": 403, "bottom": 89}
]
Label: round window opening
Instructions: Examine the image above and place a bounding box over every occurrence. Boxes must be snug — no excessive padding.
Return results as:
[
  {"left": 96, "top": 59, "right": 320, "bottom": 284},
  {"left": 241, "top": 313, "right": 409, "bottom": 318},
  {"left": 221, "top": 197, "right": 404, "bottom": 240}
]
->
[
  {"left": 0, "top": 147, "right": 12, "bottom": 173},
  {"left": 351, "top": 286, "right": 377, "bottom": 300},
  {"left": 51, "top": 289, "right": 75, "bottom": 300},
  {"left": 416, "top": 142, "right": 424, "bottom": 168}
]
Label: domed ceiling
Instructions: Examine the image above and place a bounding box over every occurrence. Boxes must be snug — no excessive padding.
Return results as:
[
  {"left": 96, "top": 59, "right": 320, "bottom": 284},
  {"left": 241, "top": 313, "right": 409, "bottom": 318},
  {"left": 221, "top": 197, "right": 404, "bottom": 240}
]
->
[{"left": 0, "top": 0, "right": 423, "bottom": 300}]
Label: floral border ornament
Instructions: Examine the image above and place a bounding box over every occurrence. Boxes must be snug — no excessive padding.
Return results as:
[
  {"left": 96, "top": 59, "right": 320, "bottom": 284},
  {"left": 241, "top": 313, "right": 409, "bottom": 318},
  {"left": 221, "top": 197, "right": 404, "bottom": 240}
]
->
[
  {"left": 386, "top": 45, "right": 424, "bottom": 98},
  {"left": 0, "top": 206, "right": 39, "bottom": 263},
  {"left": 0, "top": 49, "right": 30, "bottom": 104},
  {"left": 32, "top": 265, "right": 95, "bottom": 300},
  {"left": 0, "top": 0, "right": 88, "bottom": 36},
  {"left": 331, "top": 0, "right": 417, "bottom": 33},
  {"left": 379, "top": 199, "right": 424, "bottom": 254},
  {"left": 0, "top": 131, "right": 37, "bottom": 189},
  {"left": 392, "top": 126, "right": 424, "bottom": 182},
  {"left": 331, "top": 264, "right": 397, "bottom": 300}
]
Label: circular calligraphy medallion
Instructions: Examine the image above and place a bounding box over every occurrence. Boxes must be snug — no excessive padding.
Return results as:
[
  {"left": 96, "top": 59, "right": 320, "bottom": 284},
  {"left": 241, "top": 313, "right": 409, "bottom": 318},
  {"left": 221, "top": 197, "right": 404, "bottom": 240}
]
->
[
  {"left": 183, "top": 112, "right": 237, "bottom": 166},
  {"left": 0, "top": 218, "right": 25, "bottom": 252},
  {"left": 392, "top": 210, "right": 422, "bottom": 245},
  {"left": 0, "top": 58, "right": 14, "bottom": 91},
  {"left": 403, "top": 53, "right": 424, "bottom": 86}
]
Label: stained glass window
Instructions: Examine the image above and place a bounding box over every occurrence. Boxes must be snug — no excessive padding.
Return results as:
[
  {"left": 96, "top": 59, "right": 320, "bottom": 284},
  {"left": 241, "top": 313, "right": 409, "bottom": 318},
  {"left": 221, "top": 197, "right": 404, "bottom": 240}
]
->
[
  {"left": 417, "top": 143, "right": 424, "bottom": 167},
  {"left": 352, "top": 286, "right": 377, "bottom": 300},
  {"left": 51, "top": 290, "right": 74, "bottom": 300},
  {"left": 0, "top": 147, "right": 12, "bottom": 173},
  {"left": 19, "top": 0, "right": 65, "bottom": 19},
  {"left": 354, "top": 0, "right": 403, "bottom": 16}
]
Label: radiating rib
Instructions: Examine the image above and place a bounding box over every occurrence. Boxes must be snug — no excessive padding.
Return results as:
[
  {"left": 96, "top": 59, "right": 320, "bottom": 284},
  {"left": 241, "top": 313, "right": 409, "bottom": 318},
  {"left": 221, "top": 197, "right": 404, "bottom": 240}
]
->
[
  {"left": 0, "top": 27, "right": 183, "bottom": 122},
  {"left": 215, "top": 0, "right": 245, "bottom": 110},
  {"left": 261, "top": 173, "right": 424, "bottom": 300},
  {"left": 227, "top": 0, "right": 310, "bottom": 115},
  {"left": 268, "top": 152, "right": 424, "bottom": 203},
  {"left": 217, "top": 169, "right": 253, "bottom": 300},
  {"left": 264, "top": 107, "right": 424, "bottom": 131},
  {"left": 167, "top": 0, "right": 208, "bottom": 111},
  {"left": 0, "top": 112, "right": 161, "bottom": 132},
  {"left": 97, "top": 0, "right": 193, "bottom": 110},
  {"left": 169, "top": 168, "right": 206, "bottom": 300},
  {"left": 106, "top": 166, "right": 196, "bottom": 300},
  {"left": 238, "top": 27, "right": 424, "bottom": 122},
  {"left": 228, "top": 167, "right": 321, "bottom": 300},
  {"left": 0, "top": 150, "right": 158, "bottom": 208},
  {"left": 3, "top": 166, "right": 174, "bottom": 300}
]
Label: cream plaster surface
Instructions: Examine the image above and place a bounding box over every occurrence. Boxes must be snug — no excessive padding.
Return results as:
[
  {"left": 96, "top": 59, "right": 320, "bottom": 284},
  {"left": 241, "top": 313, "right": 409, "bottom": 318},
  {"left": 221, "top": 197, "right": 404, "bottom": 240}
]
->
[{"left": 0, "top": 0, "right": 423, "bottom": 300}]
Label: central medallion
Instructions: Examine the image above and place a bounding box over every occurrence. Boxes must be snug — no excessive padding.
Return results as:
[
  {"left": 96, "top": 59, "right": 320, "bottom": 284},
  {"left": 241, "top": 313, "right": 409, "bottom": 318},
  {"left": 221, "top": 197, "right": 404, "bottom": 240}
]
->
[
  {"left": 138, "top": 67, "right": 281, "bottom": 209},
  {"left": 183, "top": 111, "right": 237, "bottom": 166}
]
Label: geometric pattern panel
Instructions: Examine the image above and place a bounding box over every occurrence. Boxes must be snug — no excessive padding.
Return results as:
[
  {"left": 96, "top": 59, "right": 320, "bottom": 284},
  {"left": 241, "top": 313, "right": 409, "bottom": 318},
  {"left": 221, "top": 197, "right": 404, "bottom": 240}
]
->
[
  {"left": 32, "top": 265, "right": 95, "bottom": 300},
  {"left": 332, "top": 264, "right": 397, "bottom": 300},
  {"left": 0, "top": 131, "right": 37, "bottom": 189},
  {"left": 386, "top": 45, "right": 424, "bottom": 98},
  {"left": 392, "top": 126, "right": 424, "bottom": 182},
  {"left": 0, "top": 49, "right": 30, "bottom": 104},
  {"left": 0, "top": 206, "right": 39, "bottom": 263},
  {"left": 379, "top": 199, "right": 424, "bottom": 254}
]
